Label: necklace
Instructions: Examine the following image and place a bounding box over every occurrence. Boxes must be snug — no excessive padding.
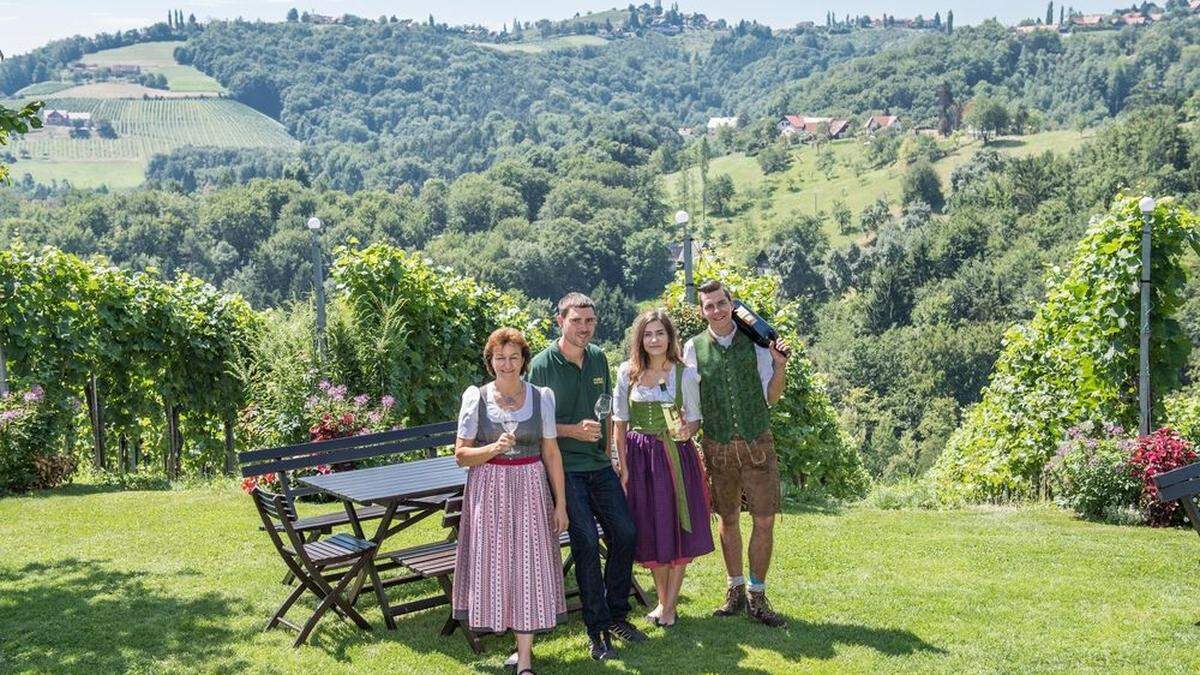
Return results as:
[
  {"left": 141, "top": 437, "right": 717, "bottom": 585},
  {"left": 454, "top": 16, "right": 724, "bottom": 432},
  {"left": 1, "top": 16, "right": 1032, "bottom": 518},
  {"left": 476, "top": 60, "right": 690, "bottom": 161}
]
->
[{"left": 493, "top": 382, "right": 525, "bottom": 411}]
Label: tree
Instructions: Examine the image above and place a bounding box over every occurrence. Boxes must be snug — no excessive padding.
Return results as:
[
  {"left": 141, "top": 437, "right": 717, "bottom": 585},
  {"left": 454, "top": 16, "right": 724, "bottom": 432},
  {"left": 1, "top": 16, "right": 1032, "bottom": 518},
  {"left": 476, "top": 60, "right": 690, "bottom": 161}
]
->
[
  {"left": 859, "top": 198, "right": 890, "bottom": 232},
  {"left": 95, "top": 118, "right": 117, "bottom": 139},
  {"left": 901, "top": 160, "right": 944, "bottom": 212},
  {"left": 757, "top": 144, "right": 791, "bottom": 174},
  {"left": 965, "top": 95, "right": 1010, "bottom": 145},
  {"left": 1046, "top": 1, "right": 1054, "bottom": 25},
  {"left": 446, "top": 174, "right": 524, "bottom": 233},
  {"left": 947, "top": 10, "right": 954, "bottom": 33},
  {"left": 707, "top": 173, "right": 735, "bottom": 216},
  {"left": 832, "top": 200, "right": 853, "bottom": 234},
  {"left": 286, "top": 8, "right": 299, "bottom": 22}
]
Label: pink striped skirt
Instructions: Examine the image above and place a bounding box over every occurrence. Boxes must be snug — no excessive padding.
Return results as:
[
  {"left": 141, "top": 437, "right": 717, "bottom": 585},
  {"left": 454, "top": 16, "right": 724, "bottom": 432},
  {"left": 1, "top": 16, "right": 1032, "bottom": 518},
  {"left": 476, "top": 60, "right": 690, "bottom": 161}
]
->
[{"left": 451, "top": 460, "right": 567, "bottom": 634}]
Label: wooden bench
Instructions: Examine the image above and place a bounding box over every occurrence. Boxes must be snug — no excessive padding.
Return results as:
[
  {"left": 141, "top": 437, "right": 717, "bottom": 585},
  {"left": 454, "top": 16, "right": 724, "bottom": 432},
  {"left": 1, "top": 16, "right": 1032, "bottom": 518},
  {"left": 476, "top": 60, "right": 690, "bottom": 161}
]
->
[
  {"left": 1153, "top": 461, "right": 1200, "bottom": 530},
  {"left": 239, "top": 421, "right": 459, "bottom": 582}
]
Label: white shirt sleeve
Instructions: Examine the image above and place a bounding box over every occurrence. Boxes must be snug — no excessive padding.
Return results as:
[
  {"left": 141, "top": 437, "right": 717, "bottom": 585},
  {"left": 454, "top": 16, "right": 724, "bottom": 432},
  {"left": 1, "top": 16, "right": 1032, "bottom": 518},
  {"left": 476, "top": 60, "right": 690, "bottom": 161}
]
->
[
  {"left": 755, "top": 345, "right": 775, "bottom": 400},
  {"left": 682, "top": 338, "right": 698, "bottom": 372},
  {"left": 457, "top": 385, "right": 480, "bottom": 440},
  {"left": 539, "top": 386, "right": 557, "bottom": 438},
  {"left": 681, "top": 366, "right": 702, "bottom": 422},
  {"left": 612, "top": 361, "right": 631, "bottom": 422}
]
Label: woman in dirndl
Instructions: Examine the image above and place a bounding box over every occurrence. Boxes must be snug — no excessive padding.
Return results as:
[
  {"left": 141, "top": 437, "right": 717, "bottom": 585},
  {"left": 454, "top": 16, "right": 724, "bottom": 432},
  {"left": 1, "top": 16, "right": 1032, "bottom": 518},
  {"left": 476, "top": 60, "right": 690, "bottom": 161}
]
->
[
  {"left": 452, "top": 327, "right": 569, "bottom": 675},
  {"left": 612, "top": 308, "right": 714, "bottom": 628}
]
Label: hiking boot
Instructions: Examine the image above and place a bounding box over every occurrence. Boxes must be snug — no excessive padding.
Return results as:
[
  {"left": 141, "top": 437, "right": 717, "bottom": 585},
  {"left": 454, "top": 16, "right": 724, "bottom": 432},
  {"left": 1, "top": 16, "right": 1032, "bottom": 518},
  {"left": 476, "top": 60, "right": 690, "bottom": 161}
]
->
[
  {"left": 747, "top": 589, "right": 787, "bottom": 628},
  {"left": 607, "top": 618, "right": 648, "bottom": 643},
  {"left": 589, "top": 631, "right": 618, "bottom": 661},
  {"left": 713, "top": 583, "right": 747, "bottom": 617}
]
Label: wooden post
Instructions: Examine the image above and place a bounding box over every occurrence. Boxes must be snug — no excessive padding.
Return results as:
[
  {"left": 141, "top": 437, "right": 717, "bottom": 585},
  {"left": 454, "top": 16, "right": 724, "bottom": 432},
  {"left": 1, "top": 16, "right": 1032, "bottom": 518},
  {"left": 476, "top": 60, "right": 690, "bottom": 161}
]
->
[
  {"left": 119, "top": 434, "right": 128, "bottom": 475},
  {"left": 0, "top": 340, "right": 7, "bottom": 398},
  {"left": 223, "top": 418, "right": 235, "bottom": 475},
  {"left": 85, "top": 377, "right": 105, "bottom": 470},
  {"left": 172, "top": 406, "right": 183, "bottom": 478},
  {"left": 164, "top": 398, "right": 175, "bottom": 478}
]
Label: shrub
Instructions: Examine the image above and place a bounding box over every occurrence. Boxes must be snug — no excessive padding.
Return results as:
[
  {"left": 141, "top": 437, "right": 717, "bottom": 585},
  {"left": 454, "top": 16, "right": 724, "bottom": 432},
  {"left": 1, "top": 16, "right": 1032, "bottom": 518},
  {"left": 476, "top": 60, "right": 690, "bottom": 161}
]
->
[
  {"left": 1129, "top": 428, "right": 1197, "bottom": 526},
  {"left": 934, "top": 198, "right": 1198, "bottom": 501},
  {"left": 0, "top": 386, "right": 77, "bottom": 492},
  {"left": 863, "top": 479, "right": 947, "bottom": 510},
  {"left": 1046, "top": 422, "right": 1140, "bottom": 520}
]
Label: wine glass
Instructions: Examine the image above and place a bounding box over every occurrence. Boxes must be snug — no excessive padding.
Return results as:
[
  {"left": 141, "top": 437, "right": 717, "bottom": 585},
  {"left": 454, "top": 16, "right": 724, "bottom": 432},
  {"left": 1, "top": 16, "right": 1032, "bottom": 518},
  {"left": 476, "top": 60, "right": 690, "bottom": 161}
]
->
[
  {"left": 594, "top": 393, "right": 612, "bottom": 422},
  {"left": 499, "top": 409, "right": 519, "bottom": 455}
]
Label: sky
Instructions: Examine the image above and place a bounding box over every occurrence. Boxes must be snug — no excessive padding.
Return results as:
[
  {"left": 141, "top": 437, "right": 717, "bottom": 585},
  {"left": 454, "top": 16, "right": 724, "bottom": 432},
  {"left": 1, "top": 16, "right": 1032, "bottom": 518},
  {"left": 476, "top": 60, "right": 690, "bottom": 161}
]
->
[{"left": 3, "top": 0, "right": 1119, "bottom": 56}]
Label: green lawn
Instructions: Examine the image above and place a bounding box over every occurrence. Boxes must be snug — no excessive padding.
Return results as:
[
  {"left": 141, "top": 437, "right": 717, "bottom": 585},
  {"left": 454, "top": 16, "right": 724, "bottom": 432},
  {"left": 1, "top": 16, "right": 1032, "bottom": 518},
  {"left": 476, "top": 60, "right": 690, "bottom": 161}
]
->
[
  {"left": 475, "top": 35, "right": 610, "bottom": 53},
  {"left": 668, "top": 130, "right": 1092, "bottom": 257},
  {"left": 6, "top": 159, "right": 146, "bottom": 190},
  {"left": 2, "top": 483, "right": 1198, "bottom": 673},
  {"left": 78, "top": 41, "right": 224, "bottom": 93}
]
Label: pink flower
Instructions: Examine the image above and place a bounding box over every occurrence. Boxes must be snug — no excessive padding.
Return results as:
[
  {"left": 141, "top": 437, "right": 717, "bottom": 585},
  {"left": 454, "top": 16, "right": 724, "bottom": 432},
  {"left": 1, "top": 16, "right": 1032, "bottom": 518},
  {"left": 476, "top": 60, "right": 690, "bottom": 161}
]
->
[
  {"left": 329, "top": 384, "right": 347, "bottom": 401},
  {"left": 305, "top": 395, "right": 319, "bottom": 408},
  {"left": 24, "top": 385, "right": 44, "bottom": 403},
  {"left": 353, "top": 394, "right": 370, "bottom": 407},
  {"left": 318, "top": 379, "right": 331, "bottom": 392},
  {"left": 380, "top": 395, "right": 395, "bottom": 409}
]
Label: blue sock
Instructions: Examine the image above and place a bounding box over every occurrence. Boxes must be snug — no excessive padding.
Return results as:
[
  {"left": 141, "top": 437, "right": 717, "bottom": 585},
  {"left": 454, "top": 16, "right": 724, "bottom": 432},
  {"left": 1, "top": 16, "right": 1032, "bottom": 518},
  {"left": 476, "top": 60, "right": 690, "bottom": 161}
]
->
[{"left": 748, "top": 576, "right": 765, "bottom": 593}]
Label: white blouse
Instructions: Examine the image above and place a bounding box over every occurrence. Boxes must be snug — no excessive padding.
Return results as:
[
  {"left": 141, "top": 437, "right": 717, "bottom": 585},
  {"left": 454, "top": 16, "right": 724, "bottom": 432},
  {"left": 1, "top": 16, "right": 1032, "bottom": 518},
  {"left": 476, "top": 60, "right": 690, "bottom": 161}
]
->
[
  {"left": 456, "top": 382, "right": 557, "bottom": 440},
  {"left": 611, "top": 361, "right": 702, "bottom": 423}
]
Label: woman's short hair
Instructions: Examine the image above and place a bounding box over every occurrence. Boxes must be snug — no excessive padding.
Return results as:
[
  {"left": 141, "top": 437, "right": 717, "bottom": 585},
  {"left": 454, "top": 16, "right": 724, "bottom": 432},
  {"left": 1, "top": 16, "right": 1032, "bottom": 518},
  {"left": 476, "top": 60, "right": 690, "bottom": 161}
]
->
[{"left": 483, "top": 327, "right": 531, "bottom": 377}]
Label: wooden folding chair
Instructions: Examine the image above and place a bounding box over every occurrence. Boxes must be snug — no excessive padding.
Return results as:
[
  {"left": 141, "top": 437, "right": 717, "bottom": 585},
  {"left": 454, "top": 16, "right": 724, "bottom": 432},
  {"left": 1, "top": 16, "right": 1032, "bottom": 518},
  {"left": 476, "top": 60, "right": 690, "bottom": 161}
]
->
[{"left": 249, "top": 487, "right": 377, "bottom": 647}]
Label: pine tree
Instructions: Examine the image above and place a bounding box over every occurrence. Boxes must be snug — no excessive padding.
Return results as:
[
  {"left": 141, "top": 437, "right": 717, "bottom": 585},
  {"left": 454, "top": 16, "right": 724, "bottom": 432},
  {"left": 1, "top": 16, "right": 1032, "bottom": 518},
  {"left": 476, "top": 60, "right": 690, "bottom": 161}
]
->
[
  {"left": 933, "top": 11, "right": 942, "bottom": 28},
  {"left": 1046, "top": 1, "right": 1054, "bottom": 25},
  {"left": 946, "top": 10, "right": 953, "bottom": 33},
  {"left": 167, "top": 10, "right": 173, "bottom": 27},
  {"left": 1059, "top": 6, "right": 1065, "bottom": 24}
]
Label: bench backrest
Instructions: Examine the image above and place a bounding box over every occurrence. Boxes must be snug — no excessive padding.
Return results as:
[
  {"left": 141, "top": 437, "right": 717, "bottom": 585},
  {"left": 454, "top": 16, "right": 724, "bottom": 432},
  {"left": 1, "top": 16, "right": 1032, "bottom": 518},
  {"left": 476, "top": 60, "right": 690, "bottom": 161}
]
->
[
  {"left": 238, "top": 420, "right": 457, "bottom": 506},
  {"left": 1153, "top": 461, "right": 1200, "bottom": 535}
]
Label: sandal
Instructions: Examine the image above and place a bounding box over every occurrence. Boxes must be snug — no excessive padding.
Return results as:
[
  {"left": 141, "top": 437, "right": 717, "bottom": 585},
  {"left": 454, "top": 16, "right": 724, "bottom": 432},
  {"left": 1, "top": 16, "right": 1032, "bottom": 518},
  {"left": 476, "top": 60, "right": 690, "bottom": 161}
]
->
[{"left": 518, "top": 669, "right": 536, "bottom": 675}]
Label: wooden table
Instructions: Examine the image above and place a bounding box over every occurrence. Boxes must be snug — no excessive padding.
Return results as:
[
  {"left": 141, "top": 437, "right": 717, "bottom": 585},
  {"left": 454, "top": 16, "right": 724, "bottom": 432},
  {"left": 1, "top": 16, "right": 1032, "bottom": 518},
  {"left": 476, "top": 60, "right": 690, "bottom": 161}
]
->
[{"left": 298, "top": 454, "right": 468, "bottom": 630}]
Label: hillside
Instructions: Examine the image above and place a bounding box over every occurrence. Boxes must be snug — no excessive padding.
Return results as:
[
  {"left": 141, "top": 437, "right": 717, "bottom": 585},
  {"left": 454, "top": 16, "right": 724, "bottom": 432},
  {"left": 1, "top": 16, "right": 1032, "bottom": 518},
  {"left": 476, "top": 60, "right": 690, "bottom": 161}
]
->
[
  {"left": 178, "top": 19, "right": 910, "bottom": 189},
  {"left": 4, "top": 96, "right": 296, "bottom": 189},
  {"left": 78, "top": 41, "right": 225, "bottom": 93},
  {"left": 666, "top": 129, "right": 1092, "bottom": 257}
]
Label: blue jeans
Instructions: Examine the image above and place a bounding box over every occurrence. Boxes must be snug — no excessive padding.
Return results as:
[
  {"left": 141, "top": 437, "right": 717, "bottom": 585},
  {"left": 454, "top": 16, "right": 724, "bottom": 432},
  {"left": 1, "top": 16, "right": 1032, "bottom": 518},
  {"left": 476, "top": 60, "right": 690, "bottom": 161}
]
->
[{"left": 564, "top": 467, "right": 636, "bottom": 636}]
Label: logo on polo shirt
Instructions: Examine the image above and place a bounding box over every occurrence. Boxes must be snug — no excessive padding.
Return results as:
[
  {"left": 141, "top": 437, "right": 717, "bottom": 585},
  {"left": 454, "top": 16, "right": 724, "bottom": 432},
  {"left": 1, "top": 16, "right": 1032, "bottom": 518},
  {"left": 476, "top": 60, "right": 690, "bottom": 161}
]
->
[{"left": 593, "top": 377, "right": 604, "bottom": 386}]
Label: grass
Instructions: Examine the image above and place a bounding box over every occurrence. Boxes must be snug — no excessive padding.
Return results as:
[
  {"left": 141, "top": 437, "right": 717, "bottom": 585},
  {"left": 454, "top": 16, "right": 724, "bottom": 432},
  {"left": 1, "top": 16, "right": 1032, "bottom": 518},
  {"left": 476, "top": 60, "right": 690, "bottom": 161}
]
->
[
  {"left": 13, "top": 81, "right": 75, "bottom": 96},
  {"left": 666, "top": 129, "right": 1093, "bottom": 256},
  {"left": 475, "top": 35, "right": 610, "bottom": 53},
  {"left": 78, "top": 41, "right": 224, "bottom": 93},
  {"left": 6, "top": 160, "right": 146, "bottom": 189},
  {"left": 4, "top": 96, "right": 297, "bottom": 189},
  {"left": 2, "top": 482, "right": 1198, "bottom": 672}
]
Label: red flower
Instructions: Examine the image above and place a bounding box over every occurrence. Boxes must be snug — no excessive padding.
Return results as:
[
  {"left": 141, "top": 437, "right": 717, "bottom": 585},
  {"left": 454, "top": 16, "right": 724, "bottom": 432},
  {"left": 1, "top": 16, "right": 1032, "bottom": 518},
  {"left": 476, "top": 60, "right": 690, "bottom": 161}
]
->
[{"left": 241, "top": 477, "right": 258, "bottom": 493}]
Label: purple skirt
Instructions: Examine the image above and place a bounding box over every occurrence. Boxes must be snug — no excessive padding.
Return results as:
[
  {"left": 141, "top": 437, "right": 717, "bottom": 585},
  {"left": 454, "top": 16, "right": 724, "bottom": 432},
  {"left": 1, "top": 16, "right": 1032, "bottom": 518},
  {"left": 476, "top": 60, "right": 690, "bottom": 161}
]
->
[{"left": 625, "top": 430, "right": 714, "bottom": 568}]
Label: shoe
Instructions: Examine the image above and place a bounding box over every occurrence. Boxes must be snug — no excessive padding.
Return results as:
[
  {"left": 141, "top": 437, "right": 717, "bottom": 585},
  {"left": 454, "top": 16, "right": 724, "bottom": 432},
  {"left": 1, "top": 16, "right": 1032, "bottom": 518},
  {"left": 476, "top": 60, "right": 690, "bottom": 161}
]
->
[
  {"left": 504, "top": 652, "right": 518, "bottom": 668},
  {"left": 589, "top": 631, "right": 618, "bottom": 660},
  {"left": 747, "top": 590, "right": 787, "bottom": 628},
  {"left": 713, "top": 583, "right": 747, "bottom": 617},
  {"left": 607, "top": 618, "right": 648, "bottom": 643},
  {"left": 517, "top": 670, "right": 536, "bottom": 675}
]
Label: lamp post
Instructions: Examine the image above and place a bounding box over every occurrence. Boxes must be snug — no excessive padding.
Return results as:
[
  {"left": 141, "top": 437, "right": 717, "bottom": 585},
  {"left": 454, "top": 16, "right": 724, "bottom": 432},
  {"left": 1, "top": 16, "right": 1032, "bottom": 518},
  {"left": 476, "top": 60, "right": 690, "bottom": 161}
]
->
[
  {"left": 1139, "top": 196, "right": 1156, "bottom": 436},
  {"left": 676, "top": 210, "right": 695, "bottom": 303},
  {"left": 307, "top": 216, "right": 327, "bottom": 370}
]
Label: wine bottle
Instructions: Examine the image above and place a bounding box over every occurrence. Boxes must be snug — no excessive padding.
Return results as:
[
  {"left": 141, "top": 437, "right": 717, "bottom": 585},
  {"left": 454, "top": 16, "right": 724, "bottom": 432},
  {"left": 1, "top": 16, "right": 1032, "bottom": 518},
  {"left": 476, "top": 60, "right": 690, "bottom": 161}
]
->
[{"left": 732, "top": 300, "right": 789, "bottom": 356}]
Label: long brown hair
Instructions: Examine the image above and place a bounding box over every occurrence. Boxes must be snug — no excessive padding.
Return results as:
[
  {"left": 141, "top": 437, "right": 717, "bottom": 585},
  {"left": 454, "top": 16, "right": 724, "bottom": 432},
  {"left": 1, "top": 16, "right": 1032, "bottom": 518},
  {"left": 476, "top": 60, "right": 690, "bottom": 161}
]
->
[{"left": 627, "top": 308, "right": 682, "bottom": 384}]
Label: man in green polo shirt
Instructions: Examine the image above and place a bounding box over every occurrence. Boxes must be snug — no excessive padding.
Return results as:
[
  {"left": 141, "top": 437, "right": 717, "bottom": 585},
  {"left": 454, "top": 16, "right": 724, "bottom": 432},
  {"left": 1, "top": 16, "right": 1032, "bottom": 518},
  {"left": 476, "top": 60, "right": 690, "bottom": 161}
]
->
[{"left": 528, "top": 292, "right": 645, "bottom": 661}]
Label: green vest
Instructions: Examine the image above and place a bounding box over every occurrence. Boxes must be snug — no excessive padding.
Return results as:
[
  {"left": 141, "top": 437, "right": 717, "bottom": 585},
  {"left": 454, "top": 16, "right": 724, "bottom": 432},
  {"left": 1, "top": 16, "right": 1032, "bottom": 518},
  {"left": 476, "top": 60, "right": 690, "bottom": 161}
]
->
[{"left": 693, "top": 330, "right": 771, "bottom": 443}]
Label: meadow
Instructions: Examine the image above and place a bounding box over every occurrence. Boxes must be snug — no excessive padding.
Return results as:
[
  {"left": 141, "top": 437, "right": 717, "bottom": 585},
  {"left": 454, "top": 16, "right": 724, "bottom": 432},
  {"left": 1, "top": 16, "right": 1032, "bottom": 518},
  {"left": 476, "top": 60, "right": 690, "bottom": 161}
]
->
[
  {"left": 1, "top": 482, "right": 1197, "bottom": 673},
  {"left": 666, "top": 129, "right": 1092, "bottom": 256}
]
